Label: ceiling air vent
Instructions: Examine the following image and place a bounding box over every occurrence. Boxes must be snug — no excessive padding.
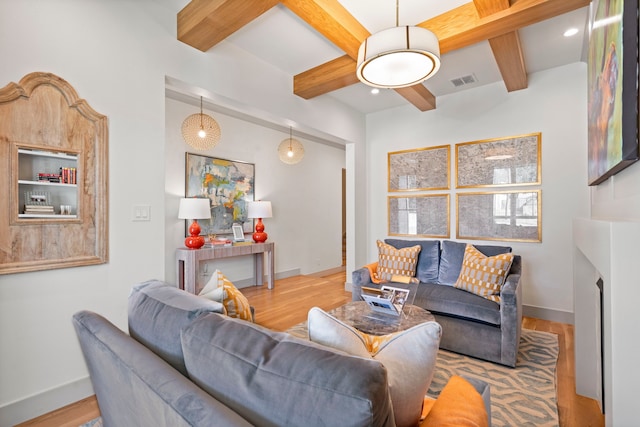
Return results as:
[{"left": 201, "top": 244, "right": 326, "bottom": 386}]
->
[{"left": 450, "top": 74, "right": 477, "bottom": 87}]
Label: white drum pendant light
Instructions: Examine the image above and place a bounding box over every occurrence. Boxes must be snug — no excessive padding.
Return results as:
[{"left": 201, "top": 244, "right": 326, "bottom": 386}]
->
[
  {"left": 181, "top": 96, "right": 221, "bottom": 150},
  {"left": 356, "top": 0, "right": 440, "bottom": 89},
  {"left": 278, "top": 127, "right": 304, "bottom": 165}
]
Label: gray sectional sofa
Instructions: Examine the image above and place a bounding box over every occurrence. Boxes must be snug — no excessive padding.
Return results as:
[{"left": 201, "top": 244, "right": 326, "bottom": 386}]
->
[{"left": 352, "top": 239, "right": 523, "bottom": 367}]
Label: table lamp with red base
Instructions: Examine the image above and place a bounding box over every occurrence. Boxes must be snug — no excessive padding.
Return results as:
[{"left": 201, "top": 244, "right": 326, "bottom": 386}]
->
[
  {"left": 247, "top": 200, "right": 272, "bottom": 243},
  {"left": 178, "top": 198, "right": 211, "bottom": 249}
]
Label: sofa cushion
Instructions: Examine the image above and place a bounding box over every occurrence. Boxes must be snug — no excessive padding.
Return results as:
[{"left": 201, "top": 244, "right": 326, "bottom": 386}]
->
[
  {"left": 385, "top": 239, "right": 440, "bottom": 283},
  {"left": 181, "top": 313, "right": 395, "bottom": 427},
  {"left": 199, "top": 269, "right": 253, "bottom": 321},
  {"left": 414, "top": 283, "right": 501, "bottom": 326},
  {"left": 128, "top": 280, "right": 225, "bottom": 376},
  {"left": 376, "top": 240, "right": 421, "bottom": 282},
  {"left": 454, "top": 244, "right": 514, "bottom": 304},
  {"left": 308, "top": 307, "right": 441, "bottom": 427},
  {"left": 438, "top": 240, "right": 512, "bottom": 286}
]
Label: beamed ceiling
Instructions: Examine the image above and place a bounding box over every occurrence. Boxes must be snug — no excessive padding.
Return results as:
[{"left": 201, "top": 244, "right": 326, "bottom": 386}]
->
[{"left": 174, "top": 0, "right": 591, "bottom": 113}]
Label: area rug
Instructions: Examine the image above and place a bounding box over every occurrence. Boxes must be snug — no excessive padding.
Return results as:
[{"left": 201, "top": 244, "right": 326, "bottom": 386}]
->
[
  {"left": 79, "top": 418, "right": 101, "bottom": 427},
  {"left": 288, "top": 321, "right": 560, "bottom": 427}
]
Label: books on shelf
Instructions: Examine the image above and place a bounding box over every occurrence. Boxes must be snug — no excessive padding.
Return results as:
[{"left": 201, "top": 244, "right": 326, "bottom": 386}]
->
[{"left": 24, "top": 204, "right": 55, "bottom": 214}]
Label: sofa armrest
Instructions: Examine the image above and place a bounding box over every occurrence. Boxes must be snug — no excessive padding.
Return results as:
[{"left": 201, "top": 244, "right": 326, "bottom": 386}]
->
[
  {"left": 500, "top": 273, "right": 521, "bottom": 306},
  {"left": 352, "top": 267, "right": 373, "bottom": 285},
  {"left": 462, "top": 376, "right": 492, "bottom": 426},
  {"left": 351, "top": 267, "right": 378, "bottom": 302},
  {"left": 498, "top": 269, "right": 523, "bottom": 367}
]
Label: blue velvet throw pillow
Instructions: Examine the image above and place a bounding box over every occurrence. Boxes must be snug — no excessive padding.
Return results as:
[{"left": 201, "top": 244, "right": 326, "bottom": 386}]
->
[
  {"left": 385, "top": 239, "right": 440, "bottom": 283},
  {"left": 437, "top": 240, "right": 512, "bottom": 286}
]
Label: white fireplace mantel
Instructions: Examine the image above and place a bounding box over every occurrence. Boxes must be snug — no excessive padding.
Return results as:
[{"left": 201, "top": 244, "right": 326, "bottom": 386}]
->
[{"left": 573, "top": 218, "right": 640, "bottom": 427}]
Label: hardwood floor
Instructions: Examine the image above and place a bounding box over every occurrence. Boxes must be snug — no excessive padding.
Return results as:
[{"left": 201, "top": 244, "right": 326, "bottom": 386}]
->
[{"left": 20, "top": 272, "right": 603, "bottom": 427}]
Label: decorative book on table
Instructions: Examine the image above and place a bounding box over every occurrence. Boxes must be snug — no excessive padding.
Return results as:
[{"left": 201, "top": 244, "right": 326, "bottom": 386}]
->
[{"left": 361, "top": 285, "right": 411, "bottom": 316}]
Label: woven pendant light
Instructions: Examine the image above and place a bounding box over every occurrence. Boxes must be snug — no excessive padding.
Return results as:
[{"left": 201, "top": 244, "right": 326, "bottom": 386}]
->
[
  {"left": 181, "top": 96, "right": 221, "bottom": 150},
  {"left": 278, "top": 127, "right": 304, "bottom": 165}
]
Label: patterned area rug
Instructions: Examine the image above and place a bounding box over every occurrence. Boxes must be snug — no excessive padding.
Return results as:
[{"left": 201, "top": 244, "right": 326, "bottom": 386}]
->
[
  {"left": 288, "top": 320, "right": 559, "bottom": 427},
  {"left": 79, "top": 418, "right": 102, "bottom": 427}
]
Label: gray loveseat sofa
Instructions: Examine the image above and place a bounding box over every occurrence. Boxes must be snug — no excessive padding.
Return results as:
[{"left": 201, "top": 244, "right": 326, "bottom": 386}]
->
[
  {"left": 352, "top": 239, "right": 522, "bottom": 367},
  {"left": 73, "top": 280, "right": 397, "bottom": 426}
]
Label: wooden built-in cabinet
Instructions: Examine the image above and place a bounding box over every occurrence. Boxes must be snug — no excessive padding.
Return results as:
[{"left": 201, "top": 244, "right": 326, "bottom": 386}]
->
[{"left": 0, "top": 72, "right": 108, "bottom": 274}]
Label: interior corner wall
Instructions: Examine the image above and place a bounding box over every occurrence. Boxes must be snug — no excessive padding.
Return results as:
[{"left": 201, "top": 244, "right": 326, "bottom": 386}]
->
[
  {"left": 164, "top": 97, "right": 346, "bottom": 287},
  {"left": 0, "top": 0, "right": 364, "bottom": 424},
  {"left": 364, "top": 63, "right": 590, "bottom": 318}
]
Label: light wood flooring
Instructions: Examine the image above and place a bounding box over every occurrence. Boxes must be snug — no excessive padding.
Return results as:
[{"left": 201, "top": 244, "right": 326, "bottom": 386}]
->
[{"left": 19, "top": 272, "right": 603, "bottom": 427}]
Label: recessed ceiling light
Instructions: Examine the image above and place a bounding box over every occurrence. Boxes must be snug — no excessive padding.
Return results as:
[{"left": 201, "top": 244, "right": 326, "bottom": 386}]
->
[
  {"left": 563, "top": 28, "right": 579, "bottom": 37},
  {"left": 371, "top": 88, "right": 380, "bottom": 95}
]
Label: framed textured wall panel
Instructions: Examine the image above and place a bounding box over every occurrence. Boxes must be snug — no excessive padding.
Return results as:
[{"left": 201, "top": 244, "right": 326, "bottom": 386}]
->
[
  {"left": 388, "top": 145, "right": 450, "bottom": 192},
  {"left": 455, "top": 133, "right": 541, "bottom": 188},
  {"left": 388, "top": 194, "right": 449, "bottom": 238},
  {"left": 587, "top": 0, "right": 639, "bottom": 185},
  {"left": 456, "top": 190, "right": 541, "bottom": 242}
]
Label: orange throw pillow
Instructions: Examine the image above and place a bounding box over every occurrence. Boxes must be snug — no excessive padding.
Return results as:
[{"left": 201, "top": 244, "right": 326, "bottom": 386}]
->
[{"left": 421, "top": 375, "right": 488, "bottom": 427}]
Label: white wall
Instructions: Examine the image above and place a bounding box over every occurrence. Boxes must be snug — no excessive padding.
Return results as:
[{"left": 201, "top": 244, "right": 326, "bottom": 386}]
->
[
  {"left": 364, "top": 63, "right": 590, "bottom": 318},
  {"left": 164, "top": 97, "right": 346, "bottom": 286},
  {"left": 0, "top": 1, "right": 364, "bottom": 424}
]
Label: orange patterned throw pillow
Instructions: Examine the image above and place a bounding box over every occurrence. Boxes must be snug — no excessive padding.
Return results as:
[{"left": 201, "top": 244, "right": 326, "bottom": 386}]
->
[
  {"left": 375, "top": 240, "right": 421, "bottom": 282},
  {"left": 454, "top": 244, "right": 514, "bottom": 304},
  {"left": 199, "top": 270, "right": 253, "bottom": 321}
]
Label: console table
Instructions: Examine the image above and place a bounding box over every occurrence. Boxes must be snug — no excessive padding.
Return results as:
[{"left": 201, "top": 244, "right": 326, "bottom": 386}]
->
[{"left": 176, "top": 242, "right": 275, "bottom": 295}]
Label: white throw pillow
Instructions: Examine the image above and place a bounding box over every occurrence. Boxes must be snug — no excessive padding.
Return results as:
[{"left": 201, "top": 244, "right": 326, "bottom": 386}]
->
[{"left": 307, "top": 307, "right": 442, "bottom": 427}]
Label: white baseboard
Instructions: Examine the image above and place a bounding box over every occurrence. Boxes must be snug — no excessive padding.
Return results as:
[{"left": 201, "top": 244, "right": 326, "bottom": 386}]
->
[
  {"left": 0, "top": 377, "right": 93, "bottom": 426},
  {"left": 307, "top": 266, "right": 345, "bottom": 277},
  {"left": 523, "top": 304, "right": 574, "bottom": 325},
  {"left": 235, "top": 268, "right": 301, "bottom": 288}
]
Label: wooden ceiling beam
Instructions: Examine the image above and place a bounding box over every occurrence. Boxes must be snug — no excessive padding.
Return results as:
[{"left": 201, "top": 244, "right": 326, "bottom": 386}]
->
[
  {"left": 294, "top": 0, "right": 589, "bottom": 99},
  {"left": 177, "top": 0, "right": 279, "bottom": 52},
  {"left": 473, "top": 0, "right": 527, "bottom": 91},
  {"left": 395, "top": 85, "right": 437, "bottom": 112},
  {"left": 488, "top": 33, "right": 528, "bottom": 91},
  {"left": 421, "top": 0, "right": 590, "bottom": 53},
  {"left": 294, "top": 55, "right": 360, "bottom": 99},
  {"left": 280, "top": 0, "right": 369, "bottom": 60}
]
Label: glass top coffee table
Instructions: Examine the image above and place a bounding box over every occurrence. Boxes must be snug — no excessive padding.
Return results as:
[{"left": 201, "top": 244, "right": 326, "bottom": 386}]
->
[{"left": 330, "top": 301, "right": 435, "bottom": 336}]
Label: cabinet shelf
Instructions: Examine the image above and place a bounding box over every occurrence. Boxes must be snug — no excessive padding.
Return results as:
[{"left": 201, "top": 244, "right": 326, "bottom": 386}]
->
[
  {"left": 17, "top": 148, "right": 78, "bottom": 161},
  {"left": 18, "top": 179, "right": 77, "bottom": 188},
  {"left": 18, "top": 214, "right": 78, "bottom": 219}
]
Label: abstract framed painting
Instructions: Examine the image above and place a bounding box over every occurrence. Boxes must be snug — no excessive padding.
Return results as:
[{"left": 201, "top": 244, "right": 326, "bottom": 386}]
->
[
  {"left": 587, "top": 0, "right": 639, "bottom": 185},
  {"left": 185, "top": 153, "right": 255, "bottom": 235},
  {"left": 388, "top": 145, "right": 450, "bottom": 192}
]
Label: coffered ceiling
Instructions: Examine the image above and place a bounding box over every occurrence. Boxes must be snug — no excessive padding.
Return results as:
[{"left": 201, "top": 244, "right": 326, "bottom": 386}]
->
[{"left": 159, "top": 0, "right": 591, "bottom": 114}]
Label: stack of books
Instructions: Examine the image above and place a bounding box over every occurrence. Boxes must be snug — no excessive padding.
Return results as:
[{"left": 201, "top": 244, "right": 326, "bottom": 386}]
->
[{"left": 24, "top": 204, "right": 55, "bottom": 215}]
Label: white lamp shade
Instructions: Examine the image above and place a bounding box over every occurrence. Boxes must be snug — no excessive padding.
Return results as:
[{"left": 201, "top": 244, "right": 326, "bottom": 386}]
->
[
  {"left": 356, "top": 26, "right": 441, "bottom": 88},
  {"left": 178, "top": 198, "right": 211, "bottom": 219},
  {"left": 247, "top": 201, "right": 272, "bottom": 219}
]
